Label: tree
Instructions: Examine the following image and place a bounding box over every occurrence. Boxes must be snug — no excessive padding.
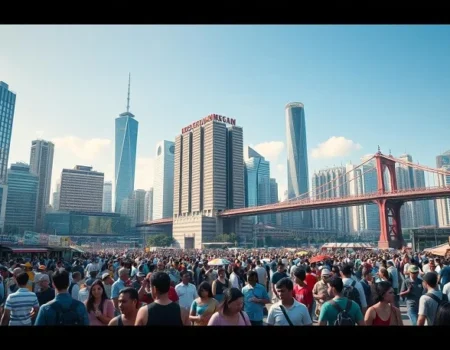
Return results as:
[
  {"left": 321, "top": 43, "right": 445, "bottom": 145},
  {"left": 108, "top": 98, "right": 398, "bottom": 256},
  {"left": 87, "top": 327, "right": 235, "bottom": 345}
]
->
[{"left": 147, "top": 234, "right": 174, "bottom": 247}]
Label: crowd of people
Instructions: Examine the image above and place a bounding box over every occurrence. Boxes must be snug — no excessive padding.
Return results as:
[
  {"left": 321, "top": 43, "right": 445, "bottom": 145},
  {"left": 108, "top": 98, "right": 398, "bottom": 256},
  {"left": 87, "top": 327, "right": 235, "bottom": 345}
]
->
[{"left": 0, "top": 247, "right": 449, "bottom": 326}]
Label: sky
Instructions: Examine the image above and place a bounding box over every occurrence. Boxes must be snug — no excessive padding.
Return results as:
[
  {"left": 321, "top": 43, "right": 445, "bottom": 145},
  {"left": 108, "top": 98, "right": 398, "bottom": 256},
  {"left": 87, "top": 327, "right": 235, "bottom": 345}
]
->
[{"left": 1, "top": 25, "right": 450, "bottom": 202}]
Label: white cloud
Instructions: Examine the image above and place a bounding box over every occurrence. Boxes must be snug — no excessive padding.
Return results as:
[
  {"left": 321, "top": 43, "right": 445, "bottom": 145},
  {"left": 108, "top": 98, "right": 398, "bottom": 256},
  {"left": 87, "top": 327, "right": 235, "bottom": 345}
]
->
[
  {"left": 276, "top": 163, "right": 285, "bottom": 173},
  {"left": 134, "top": 157, "right": 155, "bottom": 190},
  {"left": 52, "top": 136, "right": 111, "bottom": 161},
  {"left": 311, "top": 136, "right": 361, "bottom": 159},
  {"left": 252, "top": 141, "right": 284, "bottom": 163}
]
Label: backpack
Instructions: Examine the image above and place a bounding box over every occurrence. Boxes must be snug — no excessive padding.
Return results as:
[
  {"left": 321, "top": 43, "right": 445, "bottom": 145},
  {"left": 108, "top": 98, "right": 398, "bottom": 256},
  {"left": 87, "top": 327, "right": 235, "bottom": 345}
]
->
[
  {"left": 50, "top": 300, "right": 82, "bottom": 326},
  {"left": 330, "top": 299, "right": 355, "bottom": 326},
  {"left": 342, "top": 280, "right": 361, "bottom": 308},
  {"left": 426, "top": 293, "right": 449, "bottom": 325}
]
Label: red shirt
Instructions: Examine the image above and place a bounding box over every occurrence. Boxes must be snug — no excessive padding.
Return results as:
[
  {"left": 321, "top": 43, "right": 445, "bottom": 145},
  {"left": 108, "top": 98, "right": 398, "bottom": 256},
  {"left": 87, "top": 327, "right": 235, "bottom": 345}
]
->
[
  {"left": 305, "top": 273, "right": 317, "bottom": 292},
  {"left": 293, "top": 284, "right": 313, "bottom": 310},
  {"left": 139, "top": 286, "right": 179, "bottom": 304}
]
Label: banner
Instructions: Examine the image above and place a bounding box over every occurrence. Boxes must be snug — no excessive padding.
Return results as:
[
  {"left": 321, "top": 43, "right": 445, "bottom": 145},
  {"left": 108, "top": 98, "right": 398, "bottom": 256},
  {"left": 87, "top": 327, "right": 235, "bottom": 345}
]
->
[
  {"left": 60, "top": 236, "right": 70, "bottom": 247},
  {"left": 48, "top": 235, "right": 61, "bottom": 247},
  {"left": 23, "top": 231, "right": 40, "bottom": 245},
  {"left": 39, "top": 234, "right": 49, "bottom": 246}
]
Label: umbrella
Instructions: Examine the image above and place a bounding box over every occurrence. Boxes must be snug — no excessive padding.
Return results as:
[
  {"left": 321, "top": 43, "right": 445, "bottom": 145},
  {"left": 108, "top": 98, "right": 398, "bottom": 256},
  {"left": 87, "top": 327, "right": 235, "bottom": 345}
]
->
[
  {"left": 208, "top": 258, "right": 231, "bottom": 266},
  {"left": 309, "top": 255, "right": 330, "bottom": 263},
  {"left": 296, "top": 251, "right": 308, "bottom": 256}
]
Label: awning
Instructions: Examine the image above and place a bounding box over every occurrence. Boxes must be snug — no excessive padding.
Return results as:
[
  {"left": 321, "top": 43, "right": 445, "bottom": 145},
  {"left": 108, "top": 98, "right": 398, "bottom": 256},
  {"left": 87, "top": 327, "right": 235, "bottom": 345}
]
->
[
  {"left": 70, "top": 246, "right": 85, "bottom": 253},
  {"left": 11, "top": 248, "right": 48, "bottom": 253}
]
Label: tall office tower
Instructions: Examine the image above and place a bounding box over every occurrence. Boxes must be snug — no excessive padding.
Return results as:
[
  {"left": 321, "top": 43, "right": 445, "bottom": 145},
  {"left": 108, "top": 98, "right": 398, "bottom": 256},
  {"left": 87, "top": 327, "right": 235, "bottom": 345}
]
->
[
  {"left": 269, "top": 178, "right": 279, "bottom": 226},
  {"left": 346, "top": 163, "right": 365, "bottom": 234},
  {"left": 281, "top": 190, "right": 290, "bottom": 228},
  {"left": 311, "top": 167, "right": 349, "bottom": 233},
  {"left": 173, "top": 114, "right": 247, "bottom": 248},
  {"left": 436, "top": 151, "right": 450, "bottom": 169},
  {"left": 0, "top": 184, "right": 7, "bottom": 233},
  {"left": 52, "top": 180, "right": 60, "bottom": 211},
  {"left": 115, "top": 74, "right": 138, "bottom": 213},
  {"left": 102, "top": 181, "right": 112, "bottom": 212},
  {"left": 413, "top": 168, "right": 432, "bottom": 226},
  {"left": 4, "top": 163, "right": 39, "bottom": 234},
  {"left": 244, "top": 146, "right": 271, "bottom": 224},
  {"left": 134, "top": 189, "right": 146, "bottom": 224},
  {"left": 152, "top": 140, "right": 174, "bottom": 219},
  {"left": 144, "top": 188, "right": 153, "bottom": 222},
  {"left": 59, "top": 165, "right": 104, "bottom": 213},
  {"left": 285, "top": 102, "right": 311, "bottom": 229},
  {"left": 29, "top": 140, "right": 54, "bottom": 231},
  {"left": 396, "top": 164, "right": 414, "bottom": 228},
  {"left": 121, "top": 197, "right": 136, "bottom": 226},
  {"left": 436, "top": 165, "right": 450, "bottom": 227},
  {"left": 0, "top": 82, "right": 16, "bottom": 184}
]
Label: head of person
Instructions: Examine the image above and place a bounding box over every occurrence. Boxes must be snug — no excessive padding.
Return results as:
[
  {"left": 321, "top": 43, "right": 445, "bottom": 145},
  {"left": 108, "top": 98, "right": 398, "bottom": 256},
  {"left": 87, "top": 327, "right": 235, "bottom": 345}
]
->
[
  {"left": 246, "top": 270, "right": 259, "bottom": 286},
  {"left": 157, "top": 261, "right": 165, "bottom": 271},
  {"left": 39, "top": 274, "right": 50, "bottom": 291},
  {"left": 422, "top": 272, "right": 438, "bottom": 290},
  {"left": 0, "top": 266, "right": 9, "bottom": 279},
  {"left": 379, "top": 267, "right": 389, "bottom": 280},
  {"left": 277, "top": 262, "right": 285, "bottom": 273},
  {"left": 221, "top": 287, "right": 244, "bottom": 316},
  {"left": 118, "top": 267, "right": 129, "bottom": 282},
  {"left": 181, "top": 270, "right": 191, "bottom": 284},
  {"left": 150, "top": 271, "right": 170, "bottom": 298},
  {"left": 331, "top": 265, "right": 340, "bottom": 277},
  {"left": 327, "top": 276, "right": 344, "bottom": 298},
  {"left": 293, "top": 267, "right": 306, "bottom": 285},
  {"left": 429, "top": 260, "right": 436, "bottom": 271},
  {"left": 435, "top": 302, "right": 450, "bottom": 326},
  {"left": 87, "top": 279, "right": 108, "bottom": 313},
  {"left": 118, "top": 287, "right": 139, "bottom": 315},
  {"left": 340, "top": 264, "right": 352, "bottom": 278},
  {"left": 275, "top": 277, "right": 294, "bottom": 303},
  {"left": 16, "top": 271, "right": 29, "bottom": 288},
  {"left": 408, "top": 265, "right": 420, "bottom": 280},
  {"left": 72, "top": 271, "right": 81, "bottom": 283},
  {"left": 217, "top": 267, "right": 226, "bottom": 279},
  {"left": 198, "top": 281, "right": 213, "bottom": 299},
  {"left": 52, "top": 269, "right": 70, "bottom": 292},
  {"left": 375, "top": 281, "right": 395, "bottom": 304},
  {"left": 321, "top": 268, "right": 331, "bottom": 282}
]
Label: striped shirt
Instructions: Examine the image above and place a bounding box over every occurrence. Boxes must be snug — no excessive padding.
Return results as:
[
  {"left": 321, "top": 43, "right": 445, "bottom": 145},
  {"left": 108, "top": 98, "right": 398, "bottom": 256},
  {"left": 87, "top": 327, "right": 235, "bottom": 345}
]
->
[{"left": 4, "top": 288, "right": 39, "bottom": 326}]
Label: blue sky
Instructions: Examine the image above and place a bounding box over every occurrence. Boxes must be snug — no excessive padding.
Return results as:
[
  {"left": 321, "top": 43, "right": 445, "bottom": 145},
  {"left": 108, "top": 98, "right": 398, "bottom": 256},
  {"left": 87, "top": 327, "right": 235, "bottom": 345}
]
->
[{"left": 1, "top": 25, "right": 450, "bottom": 200}]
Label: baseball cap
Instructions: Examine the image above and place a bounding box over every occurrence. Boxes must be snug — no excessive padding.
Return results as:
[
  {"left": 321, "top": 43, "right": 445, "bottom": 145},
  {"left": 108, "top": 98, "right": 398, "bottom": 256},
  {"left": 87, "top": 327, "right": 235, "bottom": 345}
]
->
[
  {"left": 408, "top": 265, "right": 419, "bottom": 274},
  {"left": 101, "top": 273, "right": 111, "bottom": 280},
  {"left": 321, "top": 268, "right": 331, "bottom": 276}
]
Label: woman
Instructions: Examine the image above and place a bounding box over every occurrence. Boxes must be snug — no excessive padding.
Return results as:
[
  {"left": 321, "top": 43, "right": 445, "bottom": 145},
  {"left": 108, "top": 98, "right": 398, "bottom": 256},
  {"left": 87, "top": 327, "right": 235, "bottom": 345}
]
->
[
  {"left": 212, "top": 268, "right": 230, "bottom": 302},
  {"left": 434, "top": 302, "right": 450, "bottom": 325},
  {"left": 208, "top": 287, "right": 251, "bottom": 326},
  {"left": 364, "top": 281, "right": 403, "bottom": 326},
  {"left": 85, "top": 279, "right": 115, "bottom": 326},
  {"left": 189, "top": 282, "right": 218, "bottom": 326}
]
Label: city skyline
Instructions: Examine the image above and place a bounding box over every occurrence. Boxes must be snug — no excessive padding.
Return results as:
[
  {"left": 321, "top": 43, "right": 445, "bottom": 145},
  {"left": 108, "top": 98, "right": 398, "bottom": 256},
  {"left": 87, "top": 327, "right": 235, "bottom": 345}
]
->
[{"left": 2, "top": 26, "right": 450, "bottom": 201}]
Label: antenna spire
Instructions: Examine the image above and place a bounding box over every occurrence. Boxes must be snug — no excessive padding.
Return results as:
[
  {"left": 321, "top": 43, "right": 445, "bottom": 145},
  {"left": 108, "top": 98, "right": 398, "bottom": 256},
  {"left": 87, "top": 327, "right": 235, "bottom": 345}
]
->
[{"left": 126, "top": 73, "right": 131, "bottom": 113}]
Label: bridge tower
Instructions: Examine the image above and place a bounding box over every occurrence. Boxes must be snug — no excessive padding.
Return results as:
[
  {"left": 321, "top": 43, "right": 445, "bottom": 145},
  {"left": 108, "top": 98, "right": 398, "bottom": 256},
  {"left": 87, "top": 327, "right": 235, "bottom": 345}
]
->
[{"left": 374, "top": 151, "right": 405, "bottom": 249}]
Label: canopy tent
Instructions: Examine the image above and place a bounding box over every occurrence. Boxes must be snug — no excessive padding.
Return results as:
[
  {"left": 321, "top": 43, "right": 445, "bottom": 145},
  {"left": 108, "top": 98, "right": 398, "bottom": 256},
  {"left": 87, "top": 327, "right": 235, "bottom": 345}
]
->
[
  {"left": 321, "top": 243, "right": 374, "bottom": 250},
  {"left": 424, "top": 243, "right": 450, "bottom": 257}
]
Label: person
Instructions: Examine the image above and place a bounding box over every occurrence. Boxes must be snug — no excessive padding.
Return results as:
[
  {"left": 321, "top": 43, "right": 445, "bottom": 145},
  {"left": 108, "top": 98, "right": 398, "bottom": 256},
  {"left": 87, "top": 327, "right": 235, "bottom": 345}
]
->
[
  {"left": 85, "top": 279, "right": 115, "bottom": 326},
  {"left": 36, "top": 274, "right": 55, "bottom": 306},
  {"left": 271, "top": 262, "right": 288, "bottom": 303},
  {"left": 69, "top": 272, "right": 81, "bottom": 301},
  {"left": 109, "top": 287, "right": 140, "bottom": 326},
  {"left": 242, "top": 270, "right": 270, "bottom": 326},
  {"left": 1, "top": 272, "right": 39, "bottom": 326},
  {"left": 266, "top": 277, "right": 311, "bottom": 326},
  {"left": 34, "top": 269, "right": 89, "bottom": 326},
  {"left": 135, "top": 272, "right": 183, "bottom": 326},
  {"left": 175, "top": 270, "right": 198, "bottom": 325},
  {"left": 364, "top": 281, "right": 403, "bottom": 326},
  {"left": 434, "top": 301, "right": 450, "bottom": 325},
  {"left": 318, "top": 276, "right": 364, "bottom": 326},
  {"left": 212, "top": 268, "right": 230, "bottom": 302},
  {"left": 399, "top": 265, "right": 423, "bottom": 325},
  {"left": 102, "top": 272, "right": 114, "bottom": 299},
  {"left": 312, "top": 268, "right": 331, "bottom": 319},
  {"left": 418, "top": 272, "right": 448, "bottom": 326},
  {"left": 208, "top": 287, "right": 251, "bottom": 326},
  {"left": 189, "top": 281, "right": 218, "bottom": 326},
  {"left": 293, "top": 268, "right": 313, "bottom": 314},
  {"left": 111, "top": 268, "right": 130, "bottom": 314}
]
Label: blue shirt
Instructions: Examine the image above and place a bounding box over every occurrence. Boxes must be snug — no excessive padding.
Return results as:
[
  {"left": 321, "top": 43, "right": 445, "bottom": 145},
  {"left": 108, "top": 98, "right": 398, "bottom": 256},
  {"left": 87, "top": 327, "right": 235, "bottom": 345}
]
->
[
  {"left": 439, "top": 266, "right": 450, "bottom": 288},
  {"left": 111, "top": 279, "right": 126, "bottom": 299},
  {"left": 242, "top": 283, "right": 270, "bottom": 322},
  {"left": 34, "top": 292, "right": 89, "bottom": 326}
]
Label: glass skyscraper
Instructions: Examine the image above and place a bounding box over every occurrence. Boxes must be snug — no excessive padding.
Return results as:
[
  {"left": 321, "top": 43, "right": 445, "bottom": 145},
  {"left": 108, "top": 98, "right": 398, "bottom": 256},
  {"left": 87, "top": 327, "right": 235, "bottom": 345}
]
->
[
  {"left": 114, "top": 76, "right": 138, "bottom": 213},
  {"left": 285, "top": 102, "right": 311, "bottom": 228},
  {"left": 0, "top": 81, "right": 16, "bottom": 184}
]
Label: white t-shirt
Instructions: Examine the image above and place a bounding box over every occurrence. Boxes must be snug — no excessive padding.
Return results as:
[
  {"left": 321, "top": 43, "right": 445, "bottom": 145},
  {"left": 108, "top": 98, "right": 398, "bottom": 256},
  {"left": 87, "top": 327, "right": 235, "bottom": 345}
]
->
[
  {"left": 443, "top": 282, "right": 450, "bottom": 300},
  {"left": 267, "top": 299, "right": 312, "bottom": 326}
]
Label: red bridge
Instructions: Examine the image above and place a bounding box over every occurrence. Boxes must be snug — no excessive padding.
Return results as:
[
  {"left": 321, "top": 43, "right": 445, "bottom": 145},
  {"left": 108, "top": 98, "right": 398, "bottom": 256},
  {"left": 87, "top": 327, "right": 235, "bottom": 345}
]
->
[{"left": 141, "top": 151, "right": 450, "bottom": 249}]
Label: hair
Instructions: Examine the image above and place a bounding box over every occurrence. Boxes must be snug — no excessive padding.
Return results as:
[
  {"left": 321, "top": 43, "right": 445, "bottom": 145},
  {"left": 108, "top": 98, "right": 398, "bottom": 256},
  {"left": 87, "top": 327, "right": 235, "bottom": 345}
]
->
[
  {"left": 221, "top": 288, "right": 243, "bottom": 315},
  {"left": 424, "top": 272, "right": 438, "bottom": 288},
  {"left": 341, "top": 264, "right": 353, "bottom": 277},
  {"left": 86, "top": 279, "right": 108, "bottom": 313},
  {"left": 16, "top": 272, "right": 29, "bottom": 286},
  {"left": 331, "top": 265, "right": 340, "bottom": 275},
  {"left": 181, "top": 270, "right": 190, "bottom": 278},
  {"left": 435, "top": 301, "right": 450, "bottom": 325},
  {"left": 151, "top": 271, "right": 170, "bottom": 294},
  {"left": 379, "top": 267, "right": 389, "bottom": 280},
  {"left": 233, "top": 265, "right": 240, "bottom": 274},
  {"left": 247, "top": 270, "right": 258, "bottom": 283},
  {"left": 375, "top": 281, "right": 392, "bottom": 303},
  {"left": 277, "top": 262, "right": 285, "bottom": 268},
  {"left": 362, "top": 267, "right": 372, "bottom": 277},
  {"left": 276, "top": 277, "right": 294, "bottom": 291},
  {"left": 72, "top": 271, "right": 81, "bottom": 280},
  {"left": 118, "top": 268, "right": 129, "bottom": 278},
  {"left": 327, "top": 276, "right": 344, "bottom": 294},
  {"left": 198, "top": 281, "right": 213, "bottom": 298},
  {"left": 305, "top": 266, "right": 312, "bottom": 274},
  {"left": 52, "top": 269, "right": 70, "bottom": 290},
  {"left": 294, "top": 268, "right": 306, "bottom": 281},
  {"left": 119, "top": 287, "right": 139, "bottom": 308},
  {"left": 217, "top": 267, "right": 225, "bottom": 274}
]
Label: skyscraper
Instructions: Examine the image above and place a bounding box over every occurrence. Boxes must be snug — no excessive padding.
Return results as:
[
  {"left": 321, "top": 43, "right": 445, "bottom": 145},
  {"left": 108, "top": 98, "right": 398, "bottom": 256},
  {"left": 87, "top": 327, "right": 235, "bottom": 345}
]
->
[
  {"left": 144, "top": 188, "right": 153, "bottom": 222},
  {"left": 436, "top": 151, "right": 450, "bottom": 169},
  {"left": 134, "top": 189, "right": 146, "bottom": 224},
  {"left": 285, "top": 102, "right": 311, "bottom": 228},
  {"left": 152, "top": 140, "right": 174, "bottom": 220},
  {"left": 115, "top": 74, "right": 138, "bottom": 213},
  {"left": 0, "top": 82, "right": 16, "bottom": 184},
  {"left": 103, "top": 181, "right": 112, "bottom": 212},
  {"left": 52, "top": 180, "right": 60, "bottom": 211},
  {"left": 269, "top": 178, "right": 279, "bottom": 226},
  {"left": 29, "top": 140, "right": 54, "bottom": 231}
]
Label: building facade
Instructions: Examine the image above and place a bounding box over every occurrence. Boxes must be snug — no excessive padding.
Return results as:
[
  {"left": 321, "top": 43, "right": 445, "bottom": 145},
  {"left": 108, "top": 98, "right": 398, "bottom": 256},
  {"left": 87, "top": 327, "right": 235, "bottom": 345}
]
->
[
  {"left": 0, "top": 184, "right": 7, "bottom": 233},
  {"left": 29, "top": 139, "right": 54, "bottom": 231},
  {"left": 52, "top": 180, "right": 60, "bottom": 211},
  {"left": 103, "top": 181, "right": 112, "bottom": 213},
  {"left": 4, "top": 163, "right": 39, "bottom": 234},
  {"left": 152, "top": 140, "right": 174, "bottom": 220},
  {"left": 0, "top": 82, "right": 16, "bottom": 184},
  {"left": 269, "top": 178, "right": 279, "bottom": 226},
  {"left": 285, "top": 102, "right": 311, "bottom": 229},
  {"left": 59, "top": 166, "right": 104, "bottom": 213},
  {"left": 144, "top": 188, "right": 153, "bottom": 222},
  {"left": 134, "top": 189, "right": 146, "bottom": 224}
]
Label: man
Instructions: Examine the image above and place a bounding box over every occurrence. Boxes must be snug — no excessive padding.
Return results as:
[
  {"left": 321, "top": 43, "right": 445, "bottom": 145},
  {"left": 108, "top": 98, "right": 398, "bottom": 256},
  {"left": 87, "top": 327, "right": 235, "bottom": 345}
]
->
[
  {"left": 267, "top": 277, "right": 312, "bottom": 326},
  {"left": 85, "top": 258, "right": 100, "bottom": 279},
  {"left": 293, "top": 268, "right": 313, "bottom": 313},
  {"left": 254, "top": 260, "right": 268, "bottom": 291},
  {"left": 109, "top": 287, "right": 140, "bottom": 326},
  {"left": 340, "top": 264, "right": 367, "bottom": 315},
  {"left": 175, "top": 271, "right": 198, "bottom": 325},
  {"left": 418, "top": 272, "right": 448, "bottom": 326},
  {"left": 399, "top": 265, "right": 424, "bottom": 325},
  {"left": 0, "top": 265, "right": 9, "bottom": 307},
  {"left": 359, "top": 267, "right": 373, "bottom": 307},
  {"left": 112, "top": 268, "right": 130, "bottom": 313},
  {"left": 438, "top": 259, "right": 450, "bottom": 291},
  {"left": 6, "top": 268, "right": 23, "bottom": 297},
  {"left": 35, "top": 269, "right": 89, "bottom": 325},
  {"left": 135, "top": 272, "right": 183, "bottom": 326},
  {"left": 271, "top": 262, "right": 288, "bottom": 303},
  {"left": 36, "top": 274, "right": 55, "bottom": 306},
  {"left": 312, "top": 268, "right": 331, "bottom": 319},
  {"left": 318, "top": 276, "right": 364, "bottom": 326},
  {"left": 387, "top": 260, "right": 400, "bottom": 307},
  {"left": 69, "top": 272, "right": 81, "bottom": 301},
  {"left": 21, "top": 262, "right": 35, "bottom": 292},
  {"left": 1, "top": 272, "right": 39, "bottom": 326},
  {"left": 132, "top": 272, "right": 146, "bottom": 291},
  {"left": 242, "top": 270, "right": 270, "bottom": 326},
  {"left": 102, "top": 272, "right": 114, "bottom": 299}
]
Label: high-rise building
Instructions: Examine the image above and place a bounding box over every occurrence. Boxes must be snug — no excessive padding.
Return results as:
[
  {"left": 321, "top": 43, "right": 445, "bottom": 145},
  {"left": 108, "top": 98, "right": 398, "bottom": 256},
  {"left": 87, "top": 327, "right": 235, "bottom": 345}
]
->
[
  {"left": 134, "top": 189, "right": 146, "bottom": 224},
  {"left": 121, "top": 197, "right": 136, "bottom": 226},
  {"left": 103, "top": 181, "right": 112, "bottom": 213},
  {"left": 115, "top": 74, "right": 138, "bottom": 213},
  {"left": 4, "top": 163, "right": 39, "bottom": 234},
  {"left": 244, "top": 146, "right": 271, "bottom": 224},
  {"left": 361, "top": 162, "right": 380, "bottom": 231},
  {"left": 436, "top": 165, "right": 450, "bottom": 227},
  {"left": 436, "top": 151, "right": 450, "bottom": 169},
  {"left": 152, "top": 141, "right": 174, "bottom": 220},
  {"left": 285, "top": 102, "right": 311, "bottom": 229},
  {"left": 144, "top": 188, "right": 153, "bottom": 222},
  {"left": 0, "top": 82, "right": 16, "bottom": 184},
  {"left": 52, "top": 180, "right": 60, "bottom": 211},
  {"left": 59, "top": 165, "right": 104, "bottom": 213},
  {"left": 29, "top": 140, "right": 54, "bottom": 231},
  {"left": 269, "top": 178, "right": 279, "bottom": 226},
  {"left": 173, "top": 114, "right": 247, "bottom": 248}
]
